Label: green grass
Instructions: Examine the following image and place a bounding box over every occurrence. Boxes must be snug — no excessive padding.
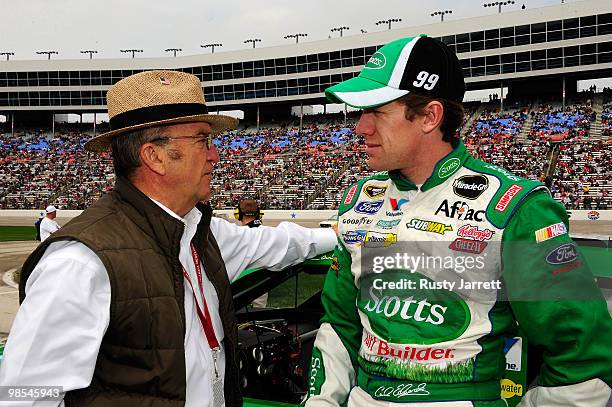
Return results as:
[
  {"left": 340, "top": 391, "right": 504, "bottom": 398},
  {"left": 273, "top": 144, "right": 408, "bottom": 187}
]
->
[
  {"left": 0, "top": 226, "right": 36, "bottom": 242},
  {"left": 359, "top": 355, "right": 474, "bottom": 383},
  {"left": 267, "top": 273, "right": 326, "bottom": 308}
]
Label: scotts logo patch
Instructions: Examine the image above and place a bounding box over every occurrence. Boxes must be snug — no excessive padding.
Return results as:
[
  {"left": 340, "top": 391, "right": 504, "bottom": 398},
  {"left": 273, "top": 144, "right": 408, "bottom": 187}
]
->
[
  {"left": 546, "top": 243, "right": 578, "bottom": 265},
  {"left": 364, "top": 232, "right": 397, "bottom": 248},
  {"left": 452, "top": 175, "right": 489, "bottom": 200},
  {"left": 343, "top": 230, "right": 367, "bottom": 245},
  {"left": 438, "top": 158, "right": 461, "bottom": 179},
  {"left": 456, "top": 224, "right": 494, "bottom": 241},
  {"left": 359, "top": 272, "right": 470, "bottom": 343},
  {"left": 449, "top": 238, "right": 487, "bottom": 254},
  {"left": 535, "top": 222, "right": 567, "bottom": 243},
  {"left": 355, "top": 200, "right": 384, "bottom": 215},
  {"left": 406, "top": 218, "right": 453, "bottom": 235},
  {"left": 435, "top": 200, "right": 485, "bottom": 222},
  {"left": 495, "top": 184, "right": 523, "bottom": 212},
  {"left": 343, "top": 184, "right": 358, "bottom": 205},
  {"left": 364, "top": 51, "right": 387, "bottom": 69},
  {"left": 364, "top": 185, "right": 388, "bottom": 199}
]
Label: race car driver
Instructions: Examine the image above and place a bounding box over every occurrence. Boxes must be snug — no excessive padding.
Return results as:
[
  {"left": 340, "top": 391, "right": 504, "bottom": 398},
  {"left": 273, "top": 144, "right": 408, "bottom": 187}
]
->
[{"left": 304, "top": 36, "right": 612, "bottom": 407}]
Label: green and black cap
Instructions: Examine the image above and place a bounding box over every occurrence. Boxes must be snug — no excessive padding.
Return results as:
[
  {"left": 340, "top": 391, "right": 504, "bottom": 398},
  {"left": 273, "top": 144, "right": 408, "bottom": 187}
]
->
[{"left": 325, "top": 35, "right": 465, "bottom": 109}]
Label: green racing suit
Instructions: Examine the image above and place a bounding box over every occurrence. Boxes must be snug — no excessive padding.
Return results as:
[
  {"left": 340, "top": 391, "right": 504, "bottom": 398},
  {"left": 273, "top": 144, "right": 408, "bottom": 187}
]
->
[{"left": 304, "top": 141, "right": 612, "bottom": 407}]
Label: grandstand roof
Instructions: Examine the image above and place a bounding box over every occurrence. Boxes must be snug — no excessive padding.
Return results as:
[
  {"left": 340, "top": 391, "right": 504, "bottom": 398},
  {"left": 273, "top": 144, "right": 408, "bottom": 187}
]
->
[{"left": 0, "top": 0, "right": 610, "bottom": 111}]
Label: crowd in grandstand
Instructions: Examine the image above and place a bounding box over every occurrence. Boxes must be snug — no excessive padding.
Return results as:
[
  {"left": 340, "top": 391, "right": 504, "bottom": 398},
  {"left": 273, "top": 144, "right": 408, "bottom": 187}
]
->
[{"left": 1, "top": 97, "right": 610, "bottom": 212}]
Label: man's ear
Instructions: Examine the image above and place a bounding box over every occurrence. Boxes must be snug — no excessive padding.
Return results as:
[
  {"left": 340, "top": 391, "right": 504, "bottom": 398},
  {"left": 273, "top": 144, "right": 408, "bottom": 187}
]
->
[
  {"left": 421, "top": 101, "right": 444, "bottom": 134},
  {"left": 139, "top": 143, "right": 167, "bottom": 176}
]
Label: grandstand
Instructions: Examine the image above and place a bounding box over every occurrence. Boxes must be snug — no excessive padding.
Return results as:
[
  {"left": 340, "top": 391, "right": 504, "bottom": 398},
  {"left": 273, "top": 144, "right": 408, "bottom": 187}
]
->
[{"left": 0, "top": 0, "right": 611, "bottom": 211}]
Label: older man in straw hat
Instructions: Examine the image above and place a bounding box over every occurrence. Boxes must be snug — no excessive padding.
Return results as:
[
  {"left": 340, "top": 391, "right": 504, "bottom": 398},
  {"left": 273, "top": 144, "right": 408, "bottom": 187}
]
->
[{"left": 0, "top": 70, "right": 337, "bottom": 407}]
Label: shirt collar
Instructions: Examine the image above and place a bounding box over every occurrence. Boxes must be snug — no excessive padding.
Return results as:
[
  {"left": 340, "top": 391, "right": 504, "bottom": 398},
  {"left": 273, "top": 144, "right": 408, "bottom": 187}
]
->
[
  {"left": 389, "top": 140, "right": 471, "bottom": 192},
  {"left": 150, "top": 198, "right": 202, "bottom": 227}
]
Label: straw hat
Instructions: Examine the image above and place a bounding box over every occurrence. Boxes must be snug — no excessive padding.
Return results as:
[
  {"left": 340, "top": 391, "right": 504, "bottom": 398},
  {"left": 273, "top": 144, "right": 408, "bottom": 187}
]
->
[{"left": 84, "top": 70, "right": 238, "bottom": 152}]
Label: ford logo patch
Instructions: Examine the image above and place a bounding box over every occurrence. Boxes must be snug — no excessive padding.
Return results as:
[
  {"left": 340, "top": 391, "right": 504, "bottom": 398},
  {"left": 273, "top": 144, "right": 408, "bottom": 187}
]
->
[
  {"left": 545, "top": 243, "right": 578, "bottom": 265},
  {"left": 354, "top": 200, "right": 384, "bottom": 215}
]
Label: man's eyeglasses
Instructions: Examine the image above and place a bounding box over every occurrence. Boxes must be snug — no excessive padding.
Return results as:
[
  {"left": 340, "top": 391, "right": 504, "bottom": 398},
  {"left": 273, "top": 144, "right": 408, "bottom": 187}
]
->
[{"left": 151, "top": 134, "right": 214, "bottom": 149}]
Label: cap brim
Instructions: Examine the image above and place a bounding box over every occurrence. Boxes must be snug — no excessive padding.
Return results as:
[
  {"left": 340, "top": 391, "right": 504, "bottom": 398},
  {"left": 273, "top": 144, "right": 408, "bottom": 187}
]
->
[
  {"left": 84, "top": 114, "right": 239, "bottom": 153},
  {"left": 325, "top": 76, "right": 409, "bottom": 109}
]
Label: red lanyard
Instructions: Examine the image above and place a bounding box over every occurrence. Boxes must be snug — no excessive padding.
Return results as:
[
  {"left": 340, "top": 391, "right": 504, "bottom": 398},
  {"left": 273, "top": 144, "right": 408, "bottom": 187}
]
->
[{"left": 183, "top": 244, "right": 220, "bottom": 350}]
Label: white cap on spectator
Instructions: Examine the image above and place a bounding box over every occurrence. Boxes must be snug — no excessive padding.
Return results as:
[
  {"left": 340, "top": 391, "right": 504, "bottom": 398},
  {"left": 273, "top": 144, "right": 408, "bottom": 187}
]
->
[{"left": 45, "top": 205, "right": 57, "bottom": 213}]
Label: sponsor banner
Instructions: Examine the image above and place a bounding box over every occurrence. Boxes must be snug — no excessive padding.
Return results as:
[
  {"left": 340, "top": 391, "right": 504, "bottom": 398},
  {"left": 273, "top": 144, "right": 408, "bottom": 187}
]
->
[
  {"left": 453, "top": 175, "right": 489, "bottom": 200},
  {"left": 355, "top": 200, "right": 384, "bottom": 215},
  {"left": 587, "top": 210, "right": 600, "bottom": 220},
  {"left": 406, "top": 219, "right": 453, "bottom": 235},
  {"left": 495, "top": 184, "right": 523, "bottom": 212},
  {"left": 390, "top": 198, "right": 410, "bottom": 211},
  {"left": 343, "top": 184, "right": 359, "bottom": 205},
  {"left": 342, "top": 216, "right": 373, "bottom": 226},
  {"left": 504, "top": 337, "right": 522, "bottom": 372},
  {"left": 361, "top": 331, "right": 456, "bottom": 363},
  {"left": 343, "top": 230, "right": 367, "bottom": 245},
  {"left": 535, "top": 222, "right": 567, "bottom": 243},
  {"left": 545, "top": 243, "right": 578, "bottom": 265},
  {"left": 435, "top": 200, "right": 485, "bottom": 222},
  {"left": 500, "top": 378, "right": 523, "bottom": 399},
  {"left": 364, "top": 185, "right": 388, "bottom": 199},
  {"left": 456, "top": 224, "right": 495, "bottom": 241},
  {"left": 449, "top": 238, "right": 488, "bottom": 254},
  {"left": 364, "top": 232, "right": 397, "bottom": 248},
  {"left": 376, "top": 219, "right": 402, "bottom": 229}
]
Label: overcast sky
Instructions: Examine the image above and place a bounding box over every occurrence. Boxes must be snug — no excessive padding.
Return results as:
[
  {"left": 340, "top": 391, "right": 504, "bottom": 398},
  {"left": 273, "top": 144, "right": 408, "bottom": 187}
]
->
[{"left": 2, "top": 0, "right": 579, "bottom": 61}]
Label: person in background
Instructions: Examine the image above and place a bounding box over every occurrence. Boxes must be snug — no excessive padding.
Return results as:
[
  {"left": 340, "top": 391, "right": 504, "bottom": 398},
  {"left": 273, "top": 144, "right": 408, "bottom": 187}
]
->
[
  {"left": 34, "top": 212, "right": 44, "bottom": 241},
  {"left": 237, "top": 199, "right": 267, "bottom": 308},
  {"left": 39, "top": 205, "right": 60, "bottom": 242}
]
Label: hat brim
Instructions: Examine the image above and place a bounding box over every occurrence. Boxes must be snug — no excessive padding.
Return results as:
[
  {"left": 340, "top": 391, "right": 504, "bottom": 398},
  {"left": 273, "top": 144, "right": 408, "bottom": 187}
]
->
[
  {"left": 84, "top": 113, "right": 238, "bottom": 153},
  {"left": 325, "top": 76, "right": 409, "bottom": 109}
]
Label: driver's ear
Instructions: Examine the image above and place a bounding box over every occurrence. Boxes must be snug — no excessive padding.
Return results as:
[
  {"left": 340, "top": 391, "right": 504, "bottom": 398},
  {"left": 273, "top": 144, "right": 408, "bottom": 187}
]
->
[{"left": 421, "top": 101, "right": 444, "bottom": 134}]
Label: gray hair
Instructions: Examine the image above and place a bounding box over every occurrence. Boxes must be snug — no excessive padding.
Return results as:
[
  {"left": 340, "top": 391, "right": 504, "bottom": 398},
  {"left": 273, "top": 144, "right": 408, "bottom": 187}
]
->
[{"left": 110, "top": 127, "right": 169, "bottom": 179}]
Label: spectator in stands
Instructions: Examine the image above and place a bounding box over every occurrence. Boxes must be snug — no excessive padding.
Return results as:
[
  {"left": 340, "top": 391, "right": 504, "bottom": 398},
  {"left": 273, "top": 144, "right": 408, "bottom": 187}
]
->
[
  {"left": 1, "top": 70, "right": 337, "bottom": 407},
  {"left": 38, "top": 205, "right": 60, "bottom": 241}
]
